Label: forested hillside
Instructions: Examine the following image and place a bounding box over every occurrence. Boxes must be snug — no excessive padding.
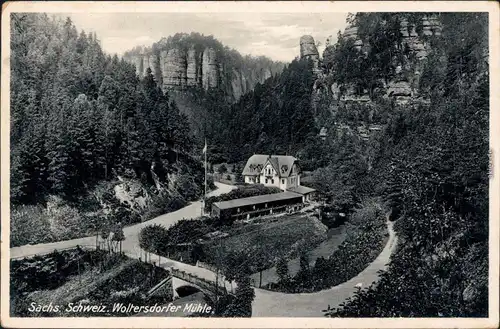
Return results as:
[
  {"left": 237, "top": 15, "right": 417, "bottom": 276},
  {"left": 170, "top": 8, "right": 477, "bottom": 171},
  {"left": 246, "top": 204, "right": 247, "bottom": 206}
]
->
[
  {"left": 10, "top": 14, "right": 207, "bottom": 246},
  {"left": 190, "top": 58, "right": 319, "bottom": 164},
  {"left": 317, "top": 12, "right": 489, "bottom": 317}
]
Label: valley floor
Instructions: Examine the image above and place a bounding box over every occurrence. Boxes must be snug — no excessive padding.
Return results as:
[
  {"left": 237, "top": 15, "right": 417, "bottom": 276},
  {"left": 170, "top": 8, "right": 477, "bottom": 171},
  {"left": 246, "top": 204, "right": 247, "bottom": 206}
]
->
[{"left": 10, "top": 182, "right": 398, "bottom": 317}]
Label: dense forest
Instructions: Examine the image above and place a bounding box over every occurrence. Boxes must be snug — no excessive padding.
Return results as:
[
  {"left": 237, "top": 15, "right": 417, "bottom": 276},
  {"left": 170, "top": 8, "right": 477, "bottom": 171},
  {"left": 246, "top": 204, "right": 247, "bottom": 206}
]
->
[
  {"left": 183, "top": 58, "right": 318, "bottom": 164},
  {"left": 10, "top": 14, "right": 207, "bottom": 246},
  {"left": 318, "top": 12, "right": 489, "bottom": 317}
]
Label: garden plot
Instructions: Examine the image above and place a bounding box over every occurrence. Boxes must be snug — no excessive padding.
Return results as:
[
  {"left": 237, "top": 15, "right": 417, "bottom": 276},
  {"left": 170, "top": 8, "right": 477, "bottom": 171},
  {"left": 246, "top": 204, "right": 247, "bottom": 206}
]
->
[{"left": 204, "top": 213, "right": 328, "bottom": 272}]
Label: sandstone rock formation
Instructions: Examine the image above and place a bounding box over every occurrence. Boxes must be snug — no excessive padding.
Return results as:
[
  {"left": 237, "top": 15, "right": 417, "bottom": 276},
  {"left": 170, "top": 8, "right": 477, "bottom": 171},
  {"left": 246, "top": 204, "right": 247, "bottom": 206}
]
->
[
  {"left": 163, "top": 48, "right": 187, "bottom": 88},
  {"left": 300, "top": 35, "right": 319, "bottom": 59},
  {"left": 186, "top": 46, "right": 198, "bottom": 87},
  {"left": 300, "top": 35, "right": 321, "bottom": 74},
  {"left": 123, "top": 35, "right": 283, "bottom": 102},
  {"left": 343, "top": 26, "right": 364, "bottom": 51},
  {"left": 333, "top": 14, "right": 443, "bottom": 105},
  {"left": 202, "top": 47, "right": 219, "bottom": 89}
]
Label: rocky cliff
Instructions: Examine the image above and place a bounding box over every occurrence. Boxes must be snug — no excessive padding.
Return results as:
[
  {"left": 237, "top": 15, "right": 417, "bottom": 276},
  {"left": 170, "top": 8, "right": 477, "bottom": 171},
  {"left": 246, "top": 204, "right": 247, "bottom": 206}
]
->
[
  {"left": 124, "top": 33, "right": 284, "bottom": 102},
  {"left": 322, "top": 14, "right": 444, "bottom": 106},
  {"left": 304, "top": 13, "right": 463, "bottom": 140}
]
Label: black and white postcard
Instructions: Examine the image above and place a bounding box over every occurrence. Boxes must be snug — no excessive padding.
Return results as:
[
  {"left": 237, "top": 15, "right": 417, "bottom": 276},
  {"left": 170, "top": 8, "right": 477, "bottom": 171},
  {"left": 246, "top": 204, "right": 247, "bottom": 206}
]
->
[{"left": 1, "top": 1, "right": 499, "bottom": 328}]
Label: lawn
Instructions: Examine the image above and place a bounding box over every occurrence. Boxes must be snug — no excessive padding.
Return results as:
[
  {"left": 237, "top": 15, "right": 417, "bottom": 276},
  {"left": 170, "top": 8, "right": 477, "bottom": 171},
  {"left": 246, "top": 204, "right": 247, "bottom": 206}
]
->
[{"left": 203, "top": 213, "right": 328, "bottom": 273}]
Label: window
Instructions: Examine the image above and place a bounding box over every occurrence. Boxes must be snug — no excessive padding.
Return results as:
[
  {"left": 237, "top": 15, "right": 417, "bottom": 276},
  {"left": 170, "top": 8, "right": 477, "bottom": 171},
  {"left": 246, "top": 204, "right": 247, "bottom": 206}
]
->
[
  {"left": 265, "top": 178, "right": 268, "bottom": 184},
  {"left": 282, "top": 179, "right": 285, "bottom": 184},
  {"left": 271, "top": 179, "right": 274, "bottom": 184}
]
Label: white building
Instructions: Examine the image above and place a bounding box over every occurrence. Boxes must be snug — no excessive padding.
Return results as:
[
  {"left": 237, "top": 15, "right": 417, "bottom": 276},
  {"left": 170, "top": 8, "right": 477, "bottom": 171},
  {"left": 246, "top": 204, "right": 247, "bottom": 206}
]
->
[{"left": 242, "top": 154, "right": 315, "bottom": 202}]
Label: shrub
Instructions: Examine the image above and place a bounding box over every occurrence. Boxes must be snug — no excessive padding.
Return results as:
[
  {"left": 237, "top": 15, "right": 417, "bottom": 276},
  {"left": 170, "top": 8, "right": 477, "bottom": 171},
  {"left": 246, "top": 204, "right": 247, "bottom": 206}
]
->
[
  {"left": 218, "top": 164, "right": 228, "bottom": 174},
  {"left": 174, "top": 174, "right": 201, "bottom": 201},
  {"left": 10, "top": 205, "right": 53, "bottom": 247},
  {"left": 165, "top": 219, "right": 213, "bottom": 245},
  {"left": 139, "top": 224, "right": 169, "bottom": 253}
]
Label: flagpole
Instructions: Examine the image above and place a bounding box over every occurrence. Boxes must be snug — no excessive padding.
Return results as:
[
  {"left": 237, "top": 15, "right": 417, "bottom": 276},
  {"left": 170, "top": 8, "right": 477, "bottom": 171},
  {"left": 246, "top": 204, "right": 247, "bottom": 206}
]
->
[{"left": 203, "top": 139, "right": 207, "bottom": 217}]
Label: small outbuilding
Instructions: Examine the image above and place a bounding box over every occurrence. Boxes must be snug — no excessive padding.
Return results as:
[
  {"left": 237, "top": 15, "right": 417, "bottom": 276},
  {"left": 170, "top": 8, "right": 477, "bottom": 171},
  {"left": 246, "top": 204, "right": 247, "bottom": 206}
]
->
[{"left": 286, "top": 185, "right": 316, "bottom": 202}]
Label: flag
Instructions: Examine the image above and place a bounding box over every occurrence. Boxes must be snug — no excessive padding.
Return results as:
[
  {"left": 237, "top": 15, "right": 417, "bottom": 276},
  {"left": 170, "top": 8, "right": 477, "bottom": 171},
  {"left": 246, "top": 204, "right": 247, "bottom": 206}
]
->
[{"left": 202, "top": 140, "right": 207, "bottom": 154}]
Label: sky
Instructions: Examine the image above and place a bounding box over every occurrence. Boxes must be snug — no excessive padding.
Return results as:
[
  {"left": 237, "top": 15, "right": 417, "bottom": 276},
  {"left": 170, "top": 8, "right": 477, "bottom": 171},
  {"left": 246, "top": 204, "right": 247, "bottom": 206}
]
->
[{"left": 62, "top": 13, "right": 349, "bottom": 62}]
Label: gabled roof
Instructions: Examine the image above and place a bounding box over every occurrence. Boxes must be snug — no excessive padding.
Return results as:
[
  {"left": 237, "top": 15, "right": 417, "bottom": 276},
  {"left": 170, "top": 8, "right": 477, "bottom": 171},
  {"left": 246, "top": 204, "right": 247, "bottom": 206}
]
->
[{"left": 242, "top": 154, "right": 298, "bottom": 178}]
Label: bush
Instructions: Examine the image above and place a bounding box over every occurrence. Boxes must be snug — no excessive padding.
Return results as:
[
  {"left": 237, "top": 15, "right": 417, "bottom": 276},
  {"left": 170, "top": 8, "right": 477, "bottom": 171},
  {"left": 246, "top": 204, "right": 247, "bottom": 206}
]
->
[
  {"left": 165, "top": 219, "right": 214, "bottom": 245},
  {"left": 139, "top": 219, "right": 218, "bottom": 263},
  {"left": 139, "top": 224, "right": 169, "bottom": 252},
  {"left": 142, "top": 192, "right": 188, "bottom": 222},
  {"left": 218, "top": 164, "right": 228, "bottom": 174},
  {"left": 174, "top": 174, "right": 201, "bottom": 201},
  {"left": 10, "top": 205, "right": 53, "bottom": 247}
]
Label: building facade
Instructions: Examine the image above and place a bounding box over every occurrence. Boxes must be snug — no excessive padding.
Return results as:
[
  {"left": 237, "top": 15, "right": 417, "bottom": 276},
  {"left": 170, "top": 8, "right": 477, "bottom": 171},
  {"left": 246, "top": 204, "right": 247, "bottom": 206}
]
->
[{"left": 242, "top": 154, "right": 301, "bottom": 191}]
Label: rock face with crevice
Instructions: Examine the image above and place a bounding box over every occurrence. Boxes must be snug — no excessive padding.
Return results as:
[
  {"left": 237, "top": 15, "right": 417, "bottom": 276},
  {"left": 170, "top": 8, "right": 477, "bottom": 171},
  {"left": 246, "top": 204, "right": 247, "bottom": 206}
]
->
[
  {"left": 202, "top": 47, "right": 219, "bottom": 89},
  {"left": 163, "top": 48, "right": 188, "bottom": 88},
  {"left": 123, "top": 33, "right": 284, "bottom": 102}
]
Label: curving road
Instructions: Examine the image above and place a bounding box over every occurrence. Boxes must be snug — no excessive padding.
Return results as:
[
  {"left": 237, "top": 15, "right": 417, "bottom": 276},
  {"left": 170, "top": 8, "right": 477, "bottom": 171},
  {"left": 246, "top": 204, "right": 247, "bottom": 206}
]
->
[
  {"left": 10, "top": 182, "right": 398, "bottom": 317},
  {"left": 252, "top": 220, "right": 398, "bottom": 317},
  {"left": 10, "top": 182, "right": 237, "bottom": 259}
]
